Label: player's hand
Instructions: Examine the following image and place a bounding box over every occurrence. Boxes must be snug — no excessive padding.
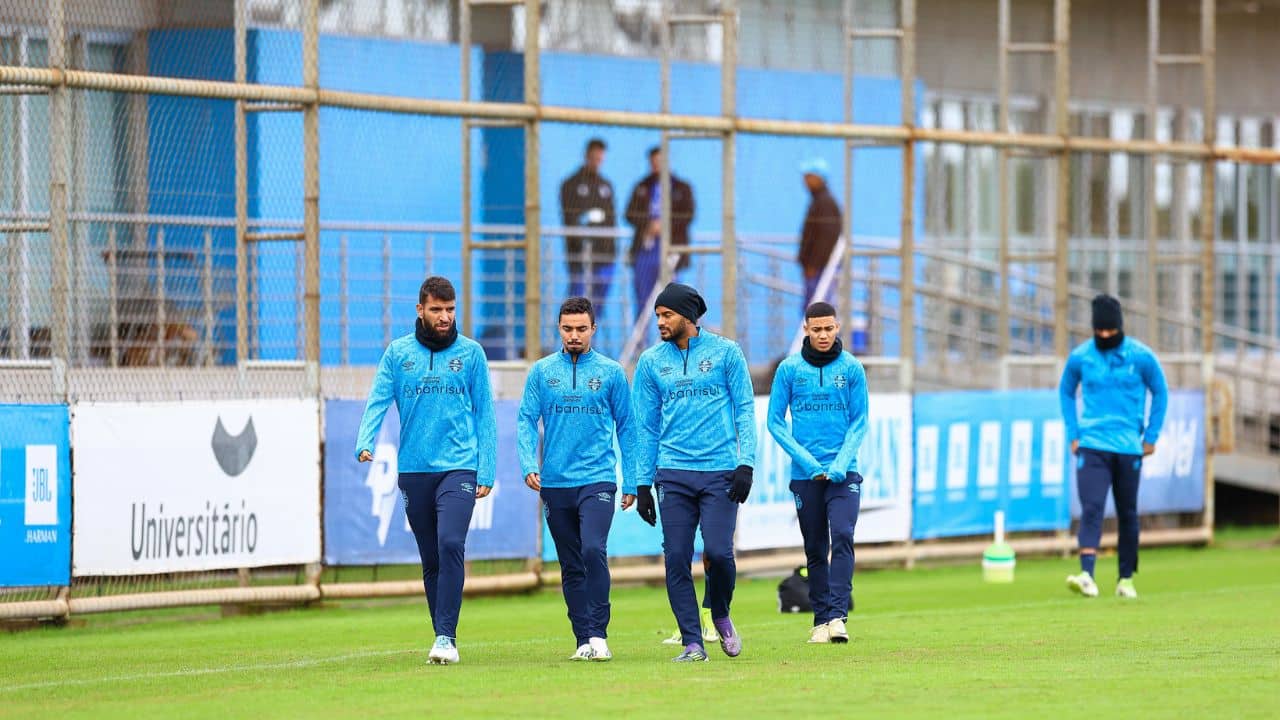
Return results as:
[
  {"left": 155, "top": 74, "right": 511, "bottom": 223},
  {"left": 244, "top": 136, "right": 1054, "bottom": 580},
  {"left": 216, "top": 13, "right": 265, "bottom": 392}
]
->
[
  {"left": 1071, "top": 440, "right": 1080, "bottom": 455},
  {"left": 476, "top": 485, "right": 492, "bottom": 499},
  {"left": 620, "top": 494, "right": 636, "bottom": 510},
  {"left": 635, "top": 486, "right": 657, "bottom": 526},
  {"left": 357, "top": 450, "right": 373, "bottom": 463},
  {"left": 525, "top": 473, "right": 541, "bottom": 491},
  {"left": 1142, "top": 442, "right": 1155, "bottom": 457},
  {"left": 728, "top": 465, "right": 753, "bottom": 504},
  {"left": 812, "top": 472, "right": 829, "bottom": 482}
]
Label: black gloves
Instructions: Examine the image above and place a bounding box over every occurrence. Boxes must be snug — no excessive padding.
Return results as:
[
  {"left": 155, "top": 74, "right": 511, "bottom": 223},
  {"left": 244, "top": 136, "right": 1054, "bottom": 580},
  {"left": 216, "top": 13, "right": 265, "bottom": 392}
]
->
[
  {"left": 636, "top": 486, "right": 657, "bottom": 526},
  {"left": 729, "top": 465, "right": 753, "bottom": 504},
  {"left": 847, "top": 472, "right": 863, "bottom": 485}
]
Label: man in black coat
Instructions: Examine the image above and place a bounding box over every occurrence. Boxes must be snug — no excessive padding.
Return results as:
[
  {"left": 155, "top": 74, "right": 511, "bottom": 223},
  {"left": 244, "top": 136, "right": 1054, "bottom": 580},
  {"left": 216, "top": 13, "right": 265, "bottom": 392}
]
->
[
  {"left": 559, "top": 138, "right": 618, "bottom": 313},
  {"left": 796, "top": 158, "right": 842, "bottom": 311},
  {"left": 624, "top": 147, "right": 696, "bottom": 320}
]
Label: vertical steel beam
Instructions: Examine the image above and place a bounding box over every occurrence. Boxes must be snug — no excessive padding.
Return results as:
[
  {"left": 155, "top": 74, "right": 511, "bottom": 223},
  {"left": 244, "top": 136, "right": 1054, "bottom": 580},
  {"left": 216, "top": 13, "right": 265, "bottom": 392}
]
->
[
  {"left": 841, "top": 0, "right": 855, "bottom": 343},
  {"left": 523, "top": 0, "right": 541, "bottom": 362},
  {"left": 1199, "top": 0, "right": 1216, "bottom": 536},
  {"left": 460, "top": 1, "right": 473, "bottom": 336},
  {"left": 1052, "top": 0, "right": 1071, "bottom": 361},
  {"left": 9, "top": 33, "right": 32, "bottom": 360},
  {"left": 899, "top": 0, "right": 916, "bottom": 391},
  {"left": 996, "top": 15, "right": 1011, "bottom": 361},
  {"left": 235, "top": 0, "right": 249, "bottom": 363},
  {"left": 658, "top": 1, "right": 673, "bottom": 291},
  {"left": 721, "top": 0, "right": 738, "bottom": 339},
  {"left": 70, "top": 33, "right": 87, "bottom": 366},
  {"left": 1146, "top": 0, "right": 1161, "bottom": 348},
  {"left": 48, "top": 0, "right": 70, "bottom": 366},
  {"left": 303, "top": 0, "right": 321, "bottom": 371}
]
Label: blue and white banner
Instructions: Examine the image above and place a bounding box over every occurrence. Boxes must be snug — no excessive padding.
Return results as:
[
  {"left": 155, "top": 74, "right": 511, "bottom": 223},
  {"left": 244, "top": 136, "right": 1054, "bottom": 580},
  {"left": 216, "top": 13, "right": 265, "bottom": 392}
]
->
[
  {"left": 324, "top": 399, "right": 540, "bottom": 564},
  {"left": 73, "top": 401, "right": 322, "bottom": 575},
  {"left": 740, "top": 393, "right": 914, "bottom": 550},
  {"left": 913, "top": 391, "right": 1071, "bottom": 540},
  {"left": 1070, "top": 389, "right": 1206, "bottom": 518},
  {"left": 0, "top": 404, "right": 72, "bottom": 587}
]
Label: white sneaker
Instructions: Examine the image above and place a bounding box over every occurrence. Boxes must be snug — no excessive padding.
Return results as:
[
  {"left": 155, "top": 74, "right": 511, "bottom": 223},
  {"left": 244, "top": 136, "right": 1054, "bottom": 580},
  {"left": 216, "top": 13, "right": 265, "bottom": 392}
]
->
[
  {"left": 661, "top": 631, "right": 684, "bottom": 645},
  {"left": 1115, "top": 578, "right": 1138, "bottom": 599},
  {"left": 1066, "top": 573, "right": 1099, "bottom": 598},
  {"left": 570, "top": 643, "right": 594, "bottom": 661},
  {"left": 701, "top": 608, "right": 720, "bottom": 643},
  {"left": 427, "top": 636, "right": 460, "bottom": 665},
  {"left": 588, "top": 637, "right": 612, "bottom": 662},
  {"left": 808, "top": 623, "right": 831, "bottom": 644},
  {"left": 827, "top": 618, "right": 849, "bottom": 644}
]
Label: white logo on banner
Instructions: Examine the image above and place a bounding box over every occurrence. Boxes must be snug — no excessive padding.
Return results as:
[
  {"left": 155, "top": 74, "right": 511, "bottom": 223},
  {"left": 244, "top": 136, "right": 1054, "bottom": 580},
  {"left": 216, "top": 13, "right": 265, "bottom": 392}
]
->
[
  {"left": 915, "top": 425, "right": 939, "bottom": 493},
  {"left": 365, "top": 442, "right": 400, "bottom": 546},
  {"left": 1009, "top": 420, "right": 1033, "bottom": 496},
  {"left": 741, "top": 394, "right": 913, "bottom": 550},
  {"left": 977, "top": 422, "right": 1001, "bottom": 497},
  {"left": 72, "top": 400, "right": 321, "bottom": 576},
  {"left": 945, "top": 423, "right": 970, "bottom": 495},
  {"left": 1142, "top": 418, "right": 1199, "bottom": 479},
  {"left": 24, "top": 445, "right": 58, "bottom": 527},
  {"left": 470, "top": 479, "right": 496, "bottom": 531},
  {"left": 1040, "top": 420, "right": 1065, "bottom": 495}
]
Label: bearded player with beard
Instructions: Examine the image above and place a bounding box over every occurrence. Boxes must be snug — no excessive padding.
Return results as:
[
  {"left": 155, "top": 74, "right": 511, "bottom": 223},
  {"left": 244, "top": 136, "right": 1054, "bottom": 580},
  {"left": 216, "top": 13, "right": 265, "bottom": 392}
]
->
[{"left": 356, "top": 275, "right": 497, "bottom": 665}]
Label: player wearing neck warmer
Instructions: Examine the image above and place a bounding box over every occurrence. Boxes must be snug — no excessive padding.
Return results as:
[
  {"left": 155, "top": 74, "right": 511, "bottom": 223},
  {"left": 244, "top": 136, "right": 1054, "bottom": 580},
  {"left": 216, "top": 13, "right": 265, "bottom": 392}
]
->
[
  {"left": 355, "top": 275, "right": 496, "bottom": 666},
  {"left": 767, "top": 302, "right": 868, "bottom": 645},
  {"left": 1059, "top": 294, "right": 1168, "bottom": 600}
]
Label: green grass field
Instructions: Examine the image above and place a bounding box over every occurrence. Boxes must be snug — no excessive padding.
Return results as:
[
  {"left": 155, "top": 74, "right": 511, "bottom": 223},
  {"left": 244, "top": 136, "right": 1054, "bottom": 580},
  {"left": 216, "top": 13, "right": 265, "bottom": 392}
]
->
[{"left": 3, "top": 530, "right": 1278, "bottom": 720}]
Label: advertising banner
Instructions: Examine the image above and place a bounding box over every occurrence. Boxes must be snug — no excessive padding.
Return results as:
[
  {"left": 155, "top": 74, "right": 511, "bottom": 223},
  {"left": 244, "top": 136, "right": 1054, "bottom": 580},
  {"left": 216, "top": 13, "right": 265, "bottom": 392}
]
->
[
  {"left": 324, "top": 399, "right": 540, "bottom": 564},
  {"left": 737, "top": 393, "right": 914, "bottom": 551},
  {"left": 72, "top": 400, "right": 322, "bottom": 575},
  {"left": 913, "top": 390, "right": 1071, "bottom": 539},
  {"left": 0, "top": 404, "right": 72, "bottom": 587},
  {"left": 1070, "top": 390, "right": 1207, "bottom": 518}
]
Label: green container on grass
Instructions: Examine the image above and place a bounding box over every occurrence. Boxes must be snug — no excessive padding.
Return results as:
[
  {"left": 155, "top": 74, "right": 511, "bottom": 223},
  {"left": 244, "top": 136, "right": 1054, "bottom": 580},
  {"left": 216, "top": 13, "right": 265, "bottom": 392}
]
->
[
  {"left": 982, "top": 542, "right": 1017, "bottom": 583},
  {"left": 982, "top": 510, "right": 1016, "bottom": 583}
]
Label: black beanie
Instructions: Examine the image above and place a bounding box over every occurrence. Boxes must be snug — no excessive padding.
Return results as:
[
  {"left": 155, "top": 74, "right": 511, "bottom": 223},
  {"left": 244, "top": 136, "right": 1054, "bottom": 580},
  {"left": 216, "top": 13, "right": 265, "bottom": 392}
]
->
[
  {"left": 1092, "top": 294, "right": 1123, "bottom": 331},
  {"left": 654, "top": 282, "right": 707, "bottom": 323}
]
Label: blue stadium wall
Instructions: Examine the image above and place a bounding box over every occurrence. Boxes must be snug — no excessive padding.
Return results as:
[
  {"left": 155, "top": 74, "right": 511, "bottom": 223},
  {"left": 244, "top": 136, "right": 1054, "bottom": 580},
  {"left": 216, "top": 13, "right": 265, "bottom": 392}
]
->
[{"left": 147, "top": 30, "right": 923, "bottom": 365}]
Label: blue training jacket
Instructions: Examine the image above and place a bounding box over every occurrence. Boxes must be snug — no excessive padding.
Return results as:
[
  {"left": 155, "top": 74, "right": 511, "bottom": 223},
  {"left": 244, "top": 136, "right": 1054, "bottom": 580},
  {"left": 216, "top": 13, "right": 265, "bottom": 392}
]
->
[
  {"left": 767, "top": 351, "right": 869, "bottom": 480},
  {"left": 632, "top": 330, "right": 757, "bottom": 485},
  {"left": 355, "top": 333, "right": 498, "bottom": 486},
  {"left": 1058, "top": 336, "right": 1168, "bottom": 456},
  {"left": 517, "top": 348, "right": 638, "bottom": 495}
]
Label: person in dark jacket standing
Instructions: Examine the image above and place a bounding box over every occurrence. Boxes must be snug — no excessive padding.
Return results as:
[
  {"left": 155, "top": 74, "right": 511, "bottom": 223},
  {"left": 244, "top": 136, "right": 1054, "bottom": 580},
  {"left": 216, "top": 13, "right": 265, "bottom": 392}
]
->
[
  {"left": 625, "top": 147, "right": 696, "bottom": 321},
  {"left": 796, "top": 158, "right": 843, "bottom": 311},
  {"left": 559, "top": 138, "right": 617, "bottom": 313}
]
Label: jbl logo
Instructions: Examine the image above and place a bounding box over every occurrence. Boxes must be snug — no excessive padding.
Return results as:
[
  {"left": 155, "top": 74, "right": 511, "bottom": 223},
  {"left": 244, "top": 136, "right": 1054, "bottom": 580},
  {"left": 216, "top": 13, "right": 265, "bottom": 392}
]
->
[{"left": 24, "top": 445, "right": 58, "bottom": 526}]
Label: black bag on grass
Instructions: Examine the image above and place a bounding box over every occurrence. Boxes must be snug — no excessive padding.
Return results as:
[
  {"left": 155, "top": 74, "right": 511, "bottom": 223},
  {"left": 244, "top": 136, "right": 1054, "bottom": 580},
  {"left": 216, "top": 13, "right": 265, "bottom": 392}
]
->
[{"left": 777, "top": 566, "right": 812, "bottom": 613}]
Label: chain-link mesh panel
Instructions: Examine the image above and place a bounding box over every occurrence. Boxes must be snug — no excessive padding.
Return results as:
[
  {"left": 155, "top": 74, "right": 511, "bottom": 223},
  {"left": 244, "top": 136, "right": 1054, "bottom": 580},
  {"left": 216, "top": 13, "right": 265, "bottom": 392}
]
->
[{"left": 70, "top": 566, "right": 311, "bottom": 599}]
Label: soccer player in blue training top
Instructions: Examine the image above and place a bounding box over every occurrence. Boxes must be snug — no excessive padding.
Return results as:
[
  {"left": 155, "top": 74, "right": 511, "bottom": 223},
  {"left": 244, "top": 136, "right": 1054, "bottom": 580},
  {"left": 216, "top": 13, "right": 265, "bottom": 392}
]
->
[
  {"left": 1059, "top": 294, "right": 1168, "bottom": 600},
  {"left": 518, "top": 297, "right": 637, "bottom": 662},
  {"left": 633, "top": 282, "right": 757, "bottom": 663},
  {"left": 767, "top": 302, "right": 868, "bottom": 644},
  {"left": 356, "top": 276, "right": 497, "bottom": 665}
]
